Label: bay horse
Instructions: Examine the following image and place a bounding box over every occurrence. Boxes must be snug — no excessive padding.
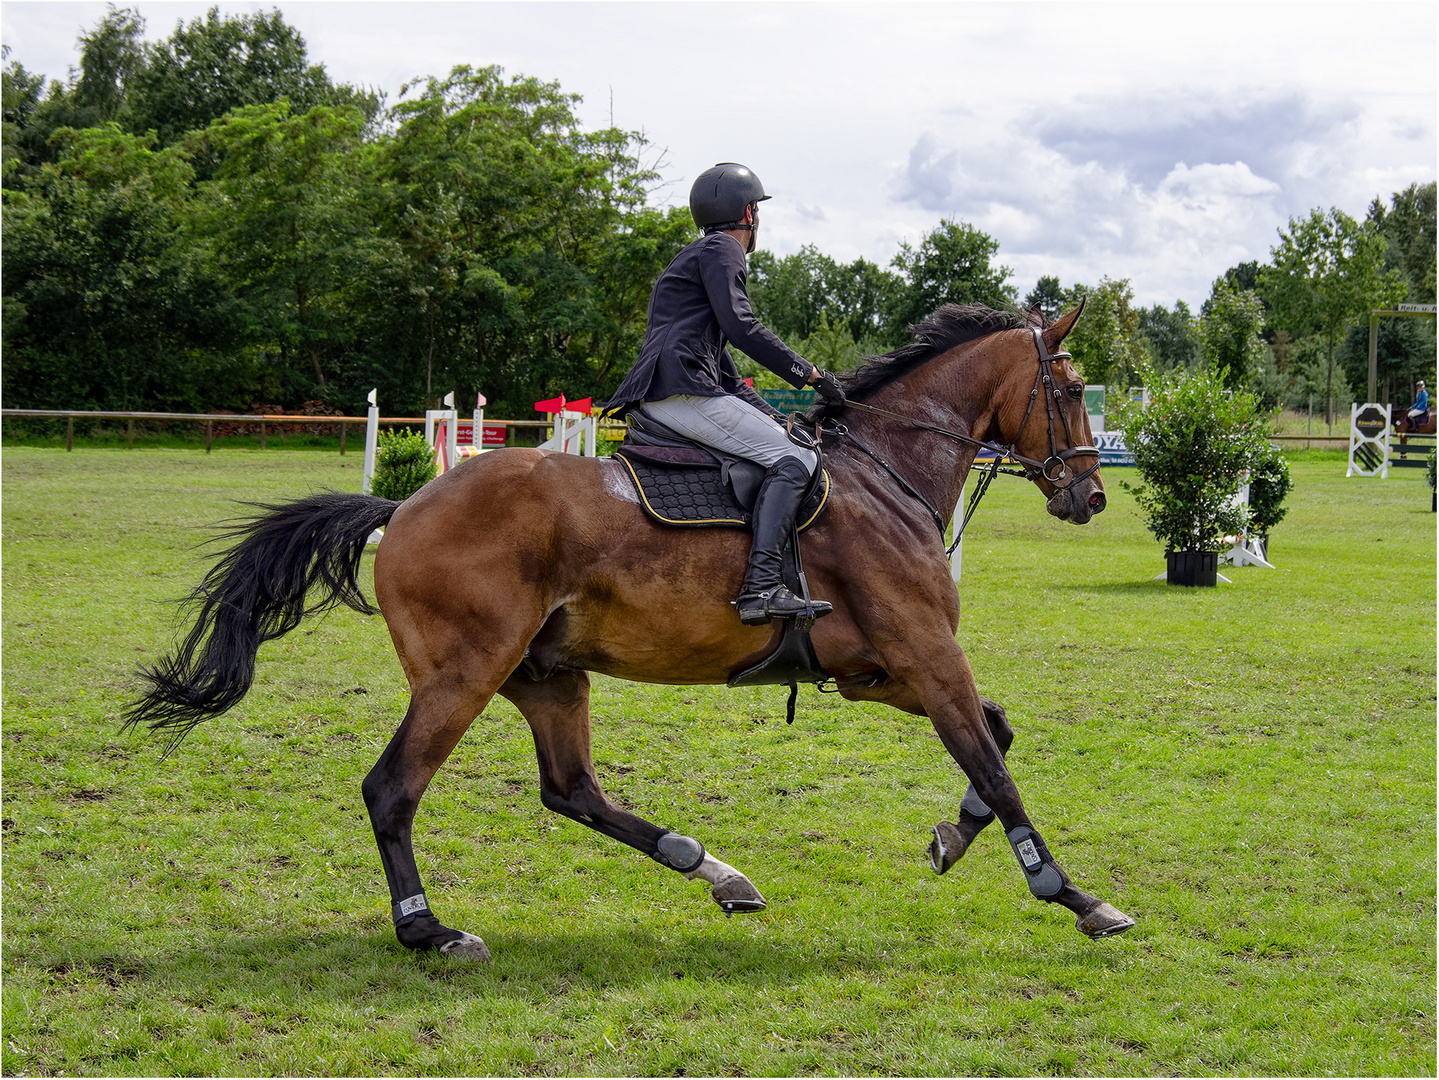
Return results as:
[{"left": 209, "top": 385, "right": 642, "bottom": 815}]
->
[
  {"left": 125, "top": 302, "right": 1135, "bottom": 962},
  {"left": 1391, "top": 405, "right": 1436, "bottom": 457}
]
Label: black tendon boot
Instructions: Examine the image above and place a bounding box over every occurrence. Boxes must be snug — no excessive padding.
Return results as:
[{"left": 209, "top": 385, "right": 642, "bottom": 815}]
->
[{"left": 735, "top": 457, "right": 833, "bottom": 626}]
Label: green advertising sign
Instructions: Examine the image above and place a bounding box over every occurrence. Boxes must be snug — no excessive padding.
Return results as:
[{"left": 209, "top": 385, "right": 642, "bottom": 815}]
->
[{"left": 759, "top": 388, "right": 817, "bottom": 413}]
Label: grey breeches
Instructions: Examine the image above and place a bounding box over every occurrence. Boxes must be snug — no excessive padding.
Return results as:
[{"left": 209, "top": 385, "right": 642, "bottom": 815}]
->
[{"left": 634, "top": 394, "right": 817, "bottom": 474}]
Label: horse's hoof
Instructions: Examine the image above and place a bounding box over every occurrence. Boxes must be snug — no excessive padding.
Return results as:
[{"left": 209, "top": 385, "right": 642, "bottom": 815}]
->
[
  {"left": 928, "top": 820, "right": 967, "bottom": 874},
  {"left": 712, "top": 876, "right": 766, "bottom": 914},
  {"left": 437, "top": 931, "right": 492, "bottom": 962},
  {"left": 1076, "top": 902, "right": 1135, "bottom": 939}
]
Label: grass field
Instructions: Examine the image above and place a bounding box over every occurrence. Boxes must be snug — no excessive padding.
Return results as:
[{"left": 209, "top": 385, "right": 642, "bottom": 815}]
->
[{"left": 2, "top": 445, "right": 1434, "bottom": 1076}]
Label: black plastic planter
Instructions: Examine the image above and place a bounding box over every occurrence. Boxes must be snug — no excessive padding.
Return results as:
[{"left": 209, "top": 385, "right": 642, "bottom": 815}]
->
[{"left": 1166, "top": 549, "right": 1218, "bottom": 587}]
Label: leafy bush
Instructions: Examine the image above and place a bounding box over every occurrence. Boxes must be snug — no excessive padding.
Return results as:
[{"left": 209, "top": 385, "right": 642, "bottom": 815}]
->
[
  {"left": 1427, "top": 449, "right": 1436, "bottom": 495},
  {"left": 371, "top": 429, "right": 436, "bottom": 501},
  {"left": 1113, "top": 364, "right": 1275, "bottom": 553},
  {"left": 1248, "top": 439, "right": 1294, "bottom": 536}
]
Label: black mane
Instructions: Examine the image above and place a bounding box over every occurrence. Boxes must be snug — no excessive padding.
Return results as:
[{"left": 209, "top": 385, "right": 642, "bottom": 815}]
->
[{"left": 808, "top": 303, "right": 1038, "bottom": 421}]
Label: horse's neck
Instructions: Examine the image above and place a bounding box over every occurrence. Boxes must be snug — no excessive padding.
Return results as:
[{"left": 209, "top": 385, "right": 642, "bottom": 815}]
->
[{"left": 851, "top": 350, "right": 1000, "bottom": 527}]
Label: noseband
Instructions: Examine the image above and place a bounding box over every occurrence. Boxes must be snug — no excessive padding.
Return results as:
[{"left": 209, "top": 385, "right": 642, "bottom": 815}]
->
[{"left": 823, "top": 327, "right": 1101, "bottom": 553}]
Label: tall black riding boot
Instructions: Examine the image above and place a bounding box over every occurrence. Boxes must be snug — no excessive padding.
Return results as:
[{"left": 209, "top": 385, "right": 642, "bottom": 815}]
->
[{"left": 734, "top": 458, "right": 833, "bottom": 626}]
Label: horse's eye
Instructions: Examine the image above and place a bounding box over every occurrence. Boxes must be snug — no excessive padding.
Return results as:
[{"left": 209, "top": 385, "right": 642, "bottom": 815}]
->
[{"left": 1066, "top": 385, "right": 1084, "bottom": 402}]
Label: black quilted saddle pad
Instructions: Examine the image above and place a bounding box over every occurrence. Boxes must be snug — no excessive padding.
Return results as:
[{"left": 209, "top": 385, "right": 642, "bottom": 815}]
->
[{"left": 613, "top": 445, "right": 829, "bottom": 530}]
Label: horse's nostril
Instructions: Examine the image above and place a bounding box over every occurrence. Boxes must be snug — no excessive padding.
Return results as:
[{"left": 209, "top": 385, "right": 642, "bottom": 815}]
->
[{"left": 1089, "top": 492, "right": 1106, "bottom": 512}]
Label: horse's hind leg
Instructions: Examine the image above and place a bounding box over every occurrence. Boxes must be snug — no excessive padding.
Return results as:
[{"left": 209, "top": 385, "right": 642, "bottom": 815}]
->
[
  {"left": 929, "top": 696, "right": 1011, "bottom": 874},
  {"left": 501, "top": 668, "right": 766, "bottom": 914},
  {"left": 361, "top": 672, "right": 497, "bottom": 961}
]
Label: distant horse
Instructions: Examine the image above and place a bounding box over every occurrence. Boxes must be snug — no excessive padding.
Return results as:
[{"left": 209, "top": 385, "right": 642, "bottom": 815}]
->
[
  {"left": 1391, "top": 406, "right": 1436, "bottom": 457},
  {"left": 126, "top": 302, "right": 1135, "bottom": 961}
]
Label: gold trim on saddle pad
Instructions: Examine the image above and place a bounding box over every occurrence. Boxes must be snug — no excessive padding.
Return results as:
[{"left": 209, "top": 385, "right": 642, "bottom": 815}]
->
[{"left": 615, "top": 454, "right": 830, "bottom": 531}]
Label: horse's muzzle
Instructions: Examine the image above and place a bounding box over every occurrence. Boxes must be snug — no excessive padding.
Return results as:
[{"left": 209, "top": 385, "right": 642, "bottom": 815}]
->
[{"left": 1046, "top": 482, "right": 1105, "bottom": 524}]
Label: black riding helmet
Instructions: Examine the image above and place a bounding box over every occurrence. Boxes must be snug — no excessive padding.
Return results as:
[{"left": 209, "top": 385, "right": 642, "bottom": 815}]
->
[{"left": 689, "top": 162, "right": 771, "bottom": 236}]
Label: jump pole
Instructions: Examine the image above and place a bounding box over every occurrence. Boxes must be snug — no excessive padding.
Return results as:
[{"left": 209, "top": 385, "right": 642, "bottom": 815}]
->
[
  {"left": 425, "top": 392, "right": 459, "bottom": 475},
  {"left": 362, "top": 389, "right": 379, "bottom": 494}
]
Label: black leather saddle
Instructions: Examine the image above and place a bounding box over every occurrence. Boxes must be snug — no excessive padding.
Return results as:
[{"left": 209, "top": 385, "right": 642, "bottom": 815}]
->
[
  {"left": 612, "top": 411, "right": 831, "bottom": 719},
  {"left": 613, "top": 412, "right": 829, "bottom": 530}
]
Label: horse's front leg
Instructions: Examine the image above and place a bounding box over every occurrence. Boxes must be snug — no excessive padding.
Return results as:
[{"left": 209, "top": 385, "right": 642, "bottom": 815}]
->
[
  {"left": 500, "top": 667, "right": 766, "bottom": 915},
  {"left": 891, "top": 644, "right": 1135, "bottom": 940},
  {"left": 929, "top": 696, "right": 1011, "bottom": 874}
]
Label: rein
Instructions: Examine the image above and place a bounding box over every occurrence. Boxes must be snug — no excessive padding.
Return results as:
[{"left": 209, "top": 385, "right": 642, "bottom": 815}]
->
[{"left": 824, "top": 328, "right": 1100, "bottom": 555}]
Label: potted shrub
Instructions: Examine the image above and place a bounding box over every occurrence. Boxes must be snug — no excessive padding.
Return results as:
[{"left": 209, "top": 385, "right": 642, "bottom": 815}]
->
[
  {"left": 1114, "top": 364, "right": 1274, "bottom": 586},
  {"left": 372, "top": 429, "right": 437, "bottom": 501},
  {"left": 1247, "top": 439, "right": 1293, "bottom": 557}
]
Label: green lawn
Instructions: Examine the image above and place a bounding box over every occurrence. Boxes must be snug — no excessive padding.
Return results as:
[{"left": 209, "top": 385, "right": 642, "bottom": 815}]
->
[{"left": 2, "top": 446, "right": 1434, "bottom": 1076}]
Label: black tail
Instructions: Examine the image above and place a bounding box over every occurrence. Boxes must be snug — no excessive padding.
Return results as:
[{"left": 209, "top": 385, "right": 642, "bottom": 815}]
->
[{"left": 124, "top": 491, "right": 400, "bottom": 750}]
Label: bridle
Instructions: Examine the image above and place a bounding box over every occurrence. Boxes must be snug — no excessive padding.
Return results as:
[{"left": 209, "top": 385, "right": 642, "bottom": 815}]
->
[{"left": 820, "top": 327, "right": 1101, "bottom": 556}]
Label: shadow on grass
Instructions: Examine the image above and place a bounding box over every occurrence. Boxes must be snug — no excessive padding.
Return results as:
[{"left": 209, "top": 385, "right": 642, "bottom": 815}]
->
[
  {"left": 1051, "top": 578, "right": 1176, "bottom": 594},
  {"left": 33, "top": 919, "right": 1031, "bottom": 1005}
]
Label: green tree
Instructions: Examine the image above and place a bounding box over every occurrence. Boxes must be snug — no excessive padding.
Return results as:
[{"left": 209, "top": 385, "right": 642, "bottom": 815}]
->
[
  {"left": 1063, "top": 277, "right": 1147, "bottom": 388},
  {"left": 73, "top": 7, "right": 147, "bottom": 127},
  {"left": 830, "top": 257, "right": 901, "bottom": 347},
  {"left": 367, "top": 65, "right": 675, "bottom": 415},
  {"left": 187, "top": 101, "right": 373, "bottom": 395},
  {"left": 1198, "top": 280, "right": 1268, "bottom": 390},
  {"left": 130, "top": 6, "right": 377, "bottom": 152},
  {"left": 1368, "top": 181, "right": 1437, "bottom": 302},
  {"left": 1, "top": 50, "right": 48, "bottom": 186},
  {"left": 1024, "top": 275, "right": 1066, "bottom": 322},
  {"left": 1260, "top": 206, "right": 1407, "bottom": 425},
  {"left": 1, "top": 8, "right": 150, "bottom": 186},
  {"left": 1137, "top": 301, "right": 1200, "bottom": 372},
  {"left": 749, "top": 245, "right": 840, "bottom": 341},
  {"left": 887, "top": 219, "right": 1015, "bottom": 335},
  {"left": 1337, "top": 316, "right": 1435, "bottom": 409},
  {"left": 751, "top": 249, "right": 899, "bottom": 350},
  {"left": 1, "top": 124, "right": 243, "bottom": 411}
]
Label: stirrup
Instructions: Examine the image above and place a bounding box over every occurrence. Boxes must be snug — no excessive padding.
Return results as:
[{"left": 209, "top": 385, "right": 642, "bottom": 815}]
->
[{"left": 734, "top": 586, "right": 833, "bottom": 626}]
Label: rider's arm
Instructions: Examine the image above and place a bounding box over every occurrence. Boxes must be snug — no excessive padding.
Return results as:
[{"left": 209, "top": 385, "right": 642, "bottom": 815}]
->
[
  {"left": 717, "top": 349, "right": 787, "bottom": 420},
  {"left": 700, "top": 235, "right": 814, "bottom": 390}
]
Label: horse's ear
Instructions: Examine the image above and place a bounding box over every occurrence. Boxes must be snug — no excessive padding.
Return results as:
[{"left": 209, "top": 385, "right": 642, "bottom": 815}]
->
[{"left": 1043, "top": 298, "right": 1085, "bottom": 352}]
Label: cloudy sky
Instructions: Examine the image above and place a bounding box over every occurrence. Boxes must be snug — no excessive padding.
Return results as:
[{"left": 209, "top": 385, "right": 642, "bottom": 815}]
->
[{"left": 3, "top": 1, "right": 1434, "bottom": 308}]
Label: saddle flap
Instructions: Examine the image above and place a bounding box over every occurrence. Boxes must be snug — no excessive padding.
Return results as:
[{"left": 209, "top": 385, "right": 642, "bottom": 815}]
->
[
  {"left": 618, "top": 444, "right": 720, "bottom": 470},
  {"left": 614, "top": 447, "right": 830, "bottom": 531}
]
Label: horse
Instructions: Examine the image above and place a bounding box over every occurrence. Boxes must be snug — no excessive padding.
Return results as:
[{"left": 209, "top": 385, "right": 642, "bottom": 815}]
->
[
  {"left": 1391, "top": 405, "right": 1436, "bottom": 458},
  {"left": 125, "top": 301, "right": 1135, "bottom": 962}
]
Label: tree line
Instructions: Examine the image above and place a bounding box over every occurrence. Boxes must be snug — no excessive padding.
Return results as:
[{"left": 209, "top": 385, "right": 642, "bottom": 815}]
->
[
  {"left": 747, "top": 191, "right": 1435, "bottom": 426},
  {"left": 3, "top": 7, "right": 1434, "bottom": 422}
]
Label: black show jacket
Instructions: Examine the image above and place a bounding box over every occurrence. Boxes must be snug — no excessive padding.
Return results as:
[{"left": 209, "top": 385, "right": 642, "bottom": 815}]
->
[{"left": 604, "top": 231, "right": 811, "bottom": 417}]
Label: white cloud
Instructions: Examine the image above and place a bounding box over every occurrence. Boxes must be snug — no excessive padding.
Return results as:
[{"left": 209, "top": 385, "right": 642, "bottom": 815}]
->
[{"left": 3, "top": 0, "right": 1434, "bottom": 309}]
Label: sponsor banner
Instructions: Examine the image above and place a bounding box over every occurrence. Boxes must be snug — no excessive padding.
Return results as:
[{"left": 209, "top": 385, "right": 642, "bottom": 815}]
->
[
  {"left": 454, "top": 422, "right": 507, "bottom": 447},
  {"left": 1094, "top": 430, "right": 1134, "bottom": 466},
  {"left": 760, "top": 387, "right": 818, "bottom": 413}
]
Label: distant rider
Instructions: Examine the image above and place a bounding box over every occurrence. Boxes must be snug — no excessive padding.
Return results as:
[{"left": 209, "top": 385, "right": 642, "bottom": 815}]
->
[
  {"left": 603, "top": 162, "right": 845, "bottom": 626},
  {"left": 1407, "top": 380, "right": 1428, "bottom": 421}
]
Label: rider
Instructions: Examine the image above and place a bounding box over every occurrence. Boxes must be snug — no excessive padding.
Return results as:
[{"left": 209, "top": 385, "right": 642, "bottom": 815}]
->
[
  {"left": 1408, "top": 380, "right": 1428, "bottom": 421},
  {"left": 603, "top": 162, "right": 846, "bottom": 626}
]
